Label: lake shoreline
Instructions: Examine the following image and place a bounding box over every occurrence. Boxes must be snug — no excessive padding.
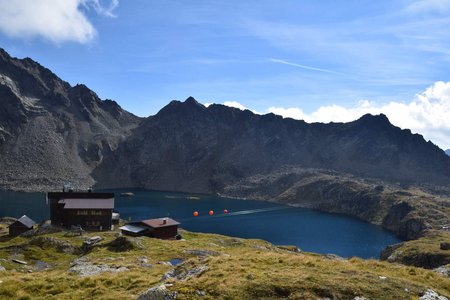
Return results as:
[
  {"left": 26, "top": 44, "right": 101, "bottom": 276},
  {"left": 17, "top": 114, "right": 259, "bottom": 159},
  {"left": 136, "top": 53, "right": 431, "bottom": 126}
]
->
[{"left": 0, "top": 188, "right": 401, "bottom": 259}]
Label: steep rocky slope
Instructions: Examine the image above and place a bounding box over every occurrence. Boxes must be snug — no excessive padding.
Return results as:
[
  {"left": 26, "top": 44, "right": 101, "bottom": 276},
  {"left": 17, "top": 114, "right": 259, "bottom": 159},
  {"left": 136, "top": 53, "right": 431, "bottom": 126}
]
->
[
  {"left": 94, "top": 97, "right": 450, "bottom": 193},
  {"left": 0, "top": 49, "right": 142, "bottom": 191},
  {"left": 221, "top": 166, "right": 450, "bottom": 240}
]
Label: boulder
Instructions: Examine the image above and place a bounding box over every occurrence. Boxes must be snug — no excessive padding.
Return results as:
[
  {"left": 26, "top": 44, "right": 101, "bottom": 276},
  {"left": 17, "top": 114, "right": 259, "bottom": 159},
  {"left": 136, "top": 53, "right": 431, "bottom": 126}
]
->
[
  {"left": 136, "top": 284, "right": 176, "bottom": 300},
  {"left": 82, "top": 236, "right": 103, "bottom": 252},
  {"left": 440, "top": 242, "right": 450, "bottom": 250},
  {"left": 30, "top": 236, "right": 77, "bottom": 254},
  {"left": 184, "top": 249, "right": 220, "bottom": 257},
  {"left": 106, "top": 236, "right": 135, "bottom": 252},
  {"left": 69, "top": 256, "right": 128, "bottom": 277},
  {"left": 162, "top": 265, "right": 208, "bottom": 281},
  {"left": 419, "top": 289, "right": 448, "bottom": 300},
  {"left": 433, "top": 265, "right": 450, "bottom": 277}
]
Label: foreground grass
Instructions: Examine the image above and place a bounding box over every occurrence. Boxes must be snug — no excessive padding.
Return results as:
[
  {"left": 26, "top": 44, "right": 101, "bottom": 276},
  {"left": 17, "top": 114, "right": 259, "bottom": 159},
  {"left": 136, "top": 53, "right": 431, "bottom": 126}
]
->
[{"left": 0, "top": 227, "right": 449, "bottom": 299}]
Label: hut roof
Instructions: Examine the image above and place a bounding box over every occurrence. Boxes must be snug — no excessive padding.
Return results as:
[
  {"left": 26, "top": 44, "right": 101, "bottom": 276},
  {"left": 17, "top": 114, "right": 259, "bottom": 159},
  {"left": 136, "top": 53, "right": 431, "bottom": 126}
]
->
[
  {"left": 58, "top": 198, "right": 114, "bottom": 209},
  {"left": 12, "top": 215, "right": 36, "bottom": 228},
  {"left": 141, "top": 218, "right": 180, "bottom": 228},
  {"left": 119, "top": 224, "right": 147, "bottom": 234}
]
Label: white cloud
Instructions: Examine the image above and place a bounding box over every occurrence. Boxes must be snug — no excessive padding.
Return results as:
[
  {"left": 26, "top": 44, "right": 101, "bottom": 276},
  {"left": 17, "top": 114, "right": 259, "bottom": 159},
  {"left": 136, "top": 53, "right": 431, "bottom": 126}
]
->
[
  {"left": 223, "top": 101, "right": 248, "bottom": 110},
  {"left": 215, "top": 81, "right": 450, "bottom": 150},
  {"left": 0, "top": 0, "right": 118, "bottom": 44}
]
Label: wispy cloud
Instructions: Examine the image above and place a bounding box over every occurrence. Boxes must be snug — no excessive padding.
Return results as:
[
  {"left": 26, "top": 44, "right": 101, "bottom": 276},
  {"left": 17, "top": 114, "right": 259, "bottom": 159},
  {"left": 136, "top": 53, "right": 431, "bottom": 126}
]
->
[
  {"left": 83, "top": 0, "right": 119, "bottom": 18},
  {"left": 405, "top": 0, "right": 450, "bottom": 14},
  {"left": 269, "top": 58, "right": 343, "bottom": 75},
  {"left": 240, "top": 4, "right": 450, "bottom": 87},
  {"left": 0, "top": 0, "right": 119, "bottom": 44}
]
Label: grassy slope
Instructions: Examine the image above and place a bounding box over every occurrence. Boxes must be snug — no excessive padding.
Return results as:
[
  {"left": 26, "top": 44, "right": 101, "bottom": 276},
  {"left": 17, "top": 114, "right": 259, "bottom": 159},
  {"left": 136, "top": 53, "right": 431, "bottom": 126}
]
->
[{"left": 0, "top": 226, "right": 449, "bottom": 300}]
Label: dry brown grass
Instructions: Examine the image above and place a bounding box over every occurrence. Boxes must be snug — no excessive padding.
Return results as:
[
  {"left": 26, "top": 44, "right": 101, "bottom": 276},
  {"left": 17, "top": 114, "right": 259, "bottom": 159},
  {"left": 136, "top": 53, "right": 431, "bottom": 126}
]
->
[{"left": 0, "top": 228, "right": 449, "bottom": 299}]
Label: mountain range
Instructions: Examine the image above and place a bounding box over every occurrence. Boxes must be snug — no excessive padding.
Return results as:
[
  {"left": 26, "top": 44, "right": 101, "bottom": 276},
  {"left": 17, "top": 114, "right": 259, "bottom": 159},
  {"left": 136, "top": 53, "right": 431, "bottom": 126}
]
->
[{"left": 1, "top": 48, "right": 450, "bottom": 194}]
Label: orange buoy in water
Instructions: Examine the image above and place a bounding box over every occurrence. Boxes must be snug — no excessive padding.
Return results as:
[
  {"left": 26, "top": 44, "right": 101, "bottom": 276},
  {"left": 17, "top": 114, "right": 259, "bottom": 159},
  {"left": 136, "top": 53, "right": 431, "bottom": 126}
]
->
[
  {"left": 209, "top": 210, "right": 214, "bottom": 216},
  {"left": 193, "top": 211, "right": 199, "bottom": 217},
  {"left": 223, "top": 209, "right": 228, "bottom": 214}
]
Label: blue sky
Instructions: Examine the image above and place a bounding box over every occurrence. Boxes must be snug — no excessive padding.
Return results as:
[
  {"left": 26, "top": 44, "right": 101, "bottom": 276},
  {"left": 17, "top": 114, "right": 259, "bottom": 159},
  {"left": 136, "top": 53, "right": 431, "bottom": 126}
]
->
[{"left": 1, "top": 0, "right": 450, "bottom": 149}]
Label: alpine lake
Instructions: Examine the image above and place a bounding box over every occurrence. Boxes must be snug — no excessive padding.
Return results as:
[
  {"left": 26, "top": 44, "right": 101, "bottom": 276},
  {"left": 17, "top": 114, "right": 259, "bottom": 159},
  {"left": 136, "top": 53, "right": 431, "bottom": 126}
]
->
[{"left": 0, "top": 189, "right": 402, "bottom": 259}]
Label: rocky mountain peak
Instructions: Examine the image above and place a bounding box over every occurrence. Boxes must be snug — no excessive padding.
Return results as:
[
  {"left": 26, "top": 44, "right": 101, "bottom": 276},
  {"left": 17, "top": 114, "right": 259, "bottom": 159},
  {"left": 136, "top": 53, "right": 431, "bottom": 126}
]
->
[
  {"left": 355, "top": 113, "right": 391, "bottom": 124},
  {"left": 185, "top": 96, "right": 199, "bottom": 104},
  {"left": 155, "top": 97, "right": 206, "bottom": 119}
]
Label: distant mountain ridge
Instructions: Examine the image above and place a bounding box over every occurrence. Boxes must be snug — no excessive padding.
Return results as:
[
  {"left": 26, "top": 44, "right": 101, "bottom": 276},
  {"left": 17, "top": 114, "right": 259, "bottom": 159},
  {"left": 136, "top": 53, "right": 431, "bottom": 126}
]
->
[
  {"left": 1, "top": 48, "right": 450, "bottom": 193},
  {"left": 446, "top": 149, "right": 450, "bottom": 156},
  {"left": 94, "top": 97, "right": 450, "bottom": 193}
]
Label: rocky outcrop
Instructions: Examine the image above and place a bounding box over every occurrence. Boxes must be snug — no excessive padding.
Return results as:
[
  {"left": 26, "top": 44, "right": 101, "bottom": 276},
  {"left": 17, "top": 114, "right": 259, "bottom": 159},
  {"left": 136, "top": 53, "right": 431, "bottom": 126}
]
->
[
  {"left": 68, "top": 256, "right": 129, "bottom": 277},
  {"left": 136, "top": 284, "right": 177, "bottom": 300},
  {"left": 380, "top": 231, "right": 450, "bottom": 269},
  {"left": 434, "top": 265, "right": 450, "bottom": 277},
  {"left": 419, "top": 289, "right": 449, "bottom": 300},
  {"left": 382, "top": 202, "right": 429, "bottom": 240},
  {"left": 29, "top": 236, "right": 78, "bottom": 254},
  {"left": 221, "top": 166, "right": 448, "bottom": 240}
]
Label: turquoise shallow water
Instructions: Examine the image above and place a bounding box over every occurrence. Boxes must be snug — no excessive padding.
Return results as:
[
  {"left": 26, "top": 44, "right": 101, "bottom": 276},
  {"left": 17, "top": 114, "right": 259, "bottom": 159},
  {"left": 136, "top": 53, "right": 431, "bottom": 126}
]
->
[{"left": 0, "top": 189, "right": 402, "bottom": 258}]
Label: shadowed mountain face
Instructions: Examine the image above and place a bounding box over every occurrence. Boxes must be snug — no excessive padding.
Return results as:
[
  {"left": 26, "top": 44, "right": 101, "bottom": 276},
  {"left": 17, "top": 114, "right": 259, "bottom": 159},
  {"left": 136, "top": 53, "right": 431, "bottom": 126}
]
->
[
  {"left": 93, "top": 97, "right": 450, "bottom": 193},
  {"left": 1, "top": 48, "right": 450, "bottom": 193},
  {"left": 446, "top": 149, "right": 450, "bottom": 156},
  {"left": 0, "top": 49, "right": 142, "bottom": 190}
]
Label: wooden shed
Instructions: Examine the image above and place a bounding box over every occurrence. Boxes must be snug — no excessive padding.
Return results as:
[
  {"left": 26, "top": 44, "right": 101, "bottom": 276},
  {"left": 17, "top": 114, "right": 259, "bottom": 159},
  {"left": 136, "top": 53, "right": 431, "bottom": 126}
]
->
[
  {"left": 9, "top": 215, "right": 36, "bottom": 237},
  {"left": 48, "top": 192, "right": 115, "bottom": 231}
]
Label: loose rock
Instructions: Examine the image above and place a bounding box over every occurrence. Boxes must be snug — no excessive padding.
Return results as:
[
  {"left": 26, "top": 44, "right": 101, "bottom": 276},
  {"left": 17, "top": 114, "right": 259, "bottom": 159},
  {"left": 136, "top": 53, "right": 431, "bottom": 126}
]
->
[
  {"left": 433, "top": 265, "right": 450, "bottom": 277},
  {"left": 440, "top": 242, "right": 450, "bottom": 251},
  {"left": 30, "top": 236, "right": 77, "bottom": 254},
  {"left": 136, "top": 284, "right": 177, "bottom": 300},
  {"left": 162, "top": 265, "right": 208, "bottom": 281},
  {"left": 12, "top": 259, "right": 27, "bottom": 265},
  {"left": 82, "top": 236, "right": 103, "bottom": 252},
  {"left": 69, "top": 257, "right": 128, "bottom": 277},
  {"left": 184, "top": 249, "right": 220, "bottom": 257},
  {"left": 419, "top": 289, "right": 448, "bottom": 300}
]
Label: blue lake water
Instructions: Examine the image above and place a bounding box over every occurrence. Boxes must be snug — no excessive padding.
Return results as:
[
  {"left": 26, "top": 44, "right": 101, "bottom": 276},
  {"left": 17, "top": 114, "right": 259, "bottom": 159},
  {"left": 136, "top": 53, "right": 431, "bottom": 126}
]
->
[{"left": 0, "top": 189, "right": 402, "bottom": 258}]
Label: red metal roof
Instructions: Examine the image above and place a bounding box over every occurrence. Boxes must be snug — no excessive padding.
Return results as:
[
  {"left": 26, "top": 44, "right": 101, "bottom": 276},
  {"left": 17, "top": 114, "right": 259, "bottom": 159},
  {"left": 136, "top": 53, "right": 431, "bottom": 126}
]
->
[
  {"left": 141, "top": 218, "right": 180, "bottom": 228},
  {"left": 58, "top": 198, "right": 114, "bottom": 209}
]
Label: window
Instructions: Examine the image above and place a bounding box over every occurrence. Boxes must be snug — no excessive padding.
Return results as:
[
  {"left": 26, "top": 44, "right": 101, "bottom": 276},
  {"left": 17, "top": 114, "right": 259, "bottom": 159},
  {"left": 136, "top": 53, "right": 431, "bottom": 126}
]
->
[{"left": 86, "top": 221, "right": 100, "bottom": 227}]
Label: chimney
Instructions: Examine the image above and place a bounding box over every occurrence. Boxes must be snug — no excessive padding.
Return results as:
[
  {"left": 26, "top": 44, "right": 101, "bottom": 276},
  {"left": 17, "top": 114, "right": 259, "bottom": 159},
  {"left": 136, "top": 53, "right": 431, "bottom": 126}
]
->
[{"left": 162, "top": 218, "right": 167, "bottom": 225}]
